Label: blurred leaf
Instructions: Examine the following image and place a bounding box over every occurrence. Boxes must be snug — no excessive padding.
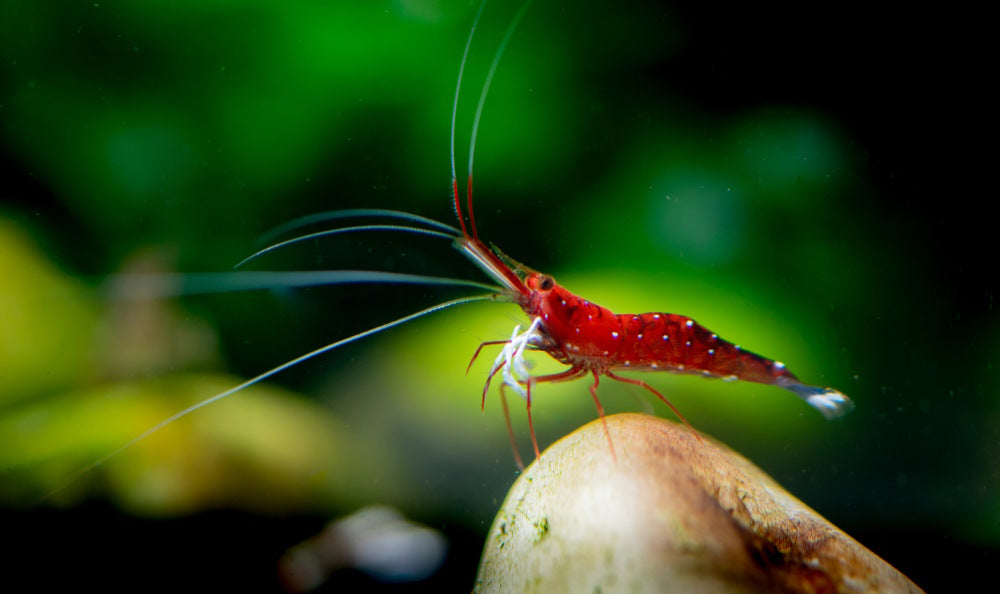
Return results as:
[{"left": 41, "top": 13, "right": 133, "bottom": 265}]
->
[
  {"left": 0, "top": 220, "right": 99, "bottom": 405},
  {"left": 0, "top": 374, "right": 411, "bottom": 516}
]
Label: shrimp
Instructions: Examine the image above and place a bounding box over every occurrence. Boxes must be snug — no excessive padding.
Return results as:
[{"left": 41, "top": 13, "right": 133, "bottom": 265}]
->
[
  {"left": 444, "top": 1, "right": 854, "bottom": 466},
  {"left": 461, "top": 259, "right": 854, "bottom": 464},
  {"left": 45, "top": 0, "right": 850, "bottom": 498},
  {"left": 453, "top": 189, "right": 853, "bottom": 464}
]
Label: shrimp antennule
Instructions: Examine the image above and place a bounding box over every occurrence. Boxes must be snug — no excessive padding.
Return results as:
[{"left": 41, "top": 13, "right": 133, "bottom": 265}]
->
[
  {"left": 103, "top": 270, "right": 502, "bottom": 300},
  {"left": 451, "top": 0, "right": 535, "bottom": 242},
  {"left": 450, "top": 0, "right": 488, "bottom": 237},
  {"left": 234, "top": 224, "right": 459, "bottom": 269},
  {"left": 258, "top": 208, "right": 461, "bottom": 246}
]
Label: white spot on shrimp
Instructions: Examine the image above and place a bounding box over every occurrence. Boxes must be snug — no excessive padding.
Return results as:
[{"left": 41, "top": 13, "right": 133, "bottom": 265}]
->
[
  {"left": 686, "top": 341, "right": 691, "bottom": 347},
  {"left": 651, "top": 363, "right": 659, "bottom": 369},
  {"left": 603, "top": 350, "right": 609, "bottom": 356},
  {"left": 653, "top": 314, "right": 660, "bottom": 319},
  {"left": 662, "top": 335, "right": 669, "bottom": 341},
  {"left": 677, "top": 364, "right": 685, "bottom": 370},
  {"left": 708, "top": 349, "right": 715, "bottom": 355},
  {"left": 624, "top": 361, "right": 630, "bottom": 366},
  {"left": 560, "top": 299, "right": 566, "bottom": 307},
  {"left": 637, "top": 333, "right": 643, "bottom": 340},
  {"left": 587, "top": 314, "right": 593, "bottom": 321},
  {"left": 775, "top": 361, "right": 786, "bottom": 369},
  {"left": 544, "top": 313, "right": 549, "bottom": 320},
  {"left": 611, "top": 331, "right": 619, "bottom": 339},
  {"left": 685, "top": 320, "right": 693, "bottom": 327},
  {"left": 723, "top": 375, "right": 738, "bottom": 382},
  {"left": 575, "top": 327, "right": 580, "bottom": 334},
  {"left": 711, "top": 334, "right": 718, "bottom": 340},
  {"left": 633, "top": 316, "right": 640, "bottom": 322},
  {"left": 735, "top": 345, "right": 742, "bottom": 351}
]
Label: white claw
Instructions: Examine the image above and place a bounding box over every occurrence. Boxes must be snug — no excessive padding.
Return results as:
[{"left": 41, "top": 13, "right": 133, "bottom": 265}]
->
[{"left": 487, "top": 317, "right": 545, "bottom": 400}]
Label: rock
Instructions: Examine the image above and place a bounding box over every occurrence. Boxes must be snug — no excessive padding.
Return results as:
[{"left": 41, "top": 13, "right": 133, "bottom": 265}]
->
[{"left": 476, "top": 413, "right": 921, "bottom": 593}]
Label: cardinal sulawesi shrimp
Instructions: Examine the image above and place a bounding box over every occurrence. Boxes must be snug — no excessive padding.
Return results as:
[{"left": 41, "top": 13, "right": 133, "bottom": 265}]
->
[{"left": 54, "top": 0, "right": 853, "bottom": 490}]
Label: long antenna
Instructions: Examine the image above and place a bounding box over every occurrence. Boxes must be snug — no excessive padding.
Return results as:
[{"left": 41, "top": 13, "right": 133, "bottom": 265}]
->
[
  {"left": 450, "top": 0, "right": 489, "bottom": 237},
  {"left": 35, "top": 294, "right": 497, "bottom": 506},
  {"left": 234, "top": 224, "right": 457, "bottom": 270},
  {"left": 465, "top": 0, "right": 535, "bottom": 240},
  {"left": 103, "top": 270, "right": 503, "bottom": 300},
  {"left": 258, "top": 209, "right": 462, "bottom": 246}
]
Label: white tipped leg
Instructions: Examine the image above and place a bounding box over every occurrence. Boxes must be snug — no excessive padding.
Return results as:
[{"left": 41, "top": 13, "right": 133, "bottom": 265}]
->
[{"left": 776, "top": 379, "right": 855, "bottom": 420}]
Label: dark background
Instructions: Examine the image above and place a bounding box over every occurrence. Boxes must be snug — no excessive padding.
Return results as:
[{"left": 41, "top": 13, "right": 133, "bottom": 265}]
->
[{"left": 1, "top": 0, "right": 994, "bottom": 591}]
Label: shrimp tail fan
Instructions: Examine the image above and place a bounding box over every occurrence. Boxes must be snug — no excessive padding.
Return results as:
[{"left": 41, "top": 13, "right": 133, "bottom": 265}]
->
[{"left": 775, "top": 378, "right": 855, "bottom": 420}]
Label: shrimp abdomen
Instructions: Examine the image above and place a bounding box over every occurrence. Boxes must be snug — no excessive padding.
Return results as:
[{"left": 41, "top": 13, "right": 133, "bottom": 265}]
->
[
  {"left": 615, "top": 313, "right": 786, "bottom": 380},
  {"left": 616, "top": 312, "right": 853, "bottom": 418}
]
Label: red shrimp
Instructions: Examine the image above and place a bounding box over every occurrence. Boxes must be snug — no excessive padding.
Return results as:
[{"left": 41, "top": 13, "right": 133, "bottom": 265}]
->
[
  {"left": 197, "top": 0, "right": 855, "bottom": 468},
  {"left": 459, "top": 245, "right": 854, "bottom": 465},
  {"left": 445, "top": 1, "right": 854, "bottom": 466},
  {"left": 47, "top": 0, "right": 851, "bottom": 496}
]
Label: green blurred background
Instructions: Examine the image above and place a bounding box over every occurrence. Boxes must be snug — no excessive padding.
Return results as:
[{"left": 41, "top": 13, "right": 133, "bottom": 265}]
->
[{"left": 1, "top": 0, "right": 994, "bottom": 590}]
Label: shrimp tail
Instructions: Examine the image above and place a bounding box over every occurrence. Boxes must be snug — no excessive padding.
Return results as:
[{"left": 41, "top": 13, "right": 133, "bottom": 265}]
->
[{"left": 775, "top": 377, "right": 854, "bottom": 420}]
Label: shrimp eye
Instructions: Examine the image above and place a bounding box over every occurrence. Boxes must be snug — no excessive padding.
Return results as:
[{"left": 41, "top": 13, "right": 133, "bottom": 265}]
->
[{"left": 539, "top": 275, "right": 554, "bottom": 291}]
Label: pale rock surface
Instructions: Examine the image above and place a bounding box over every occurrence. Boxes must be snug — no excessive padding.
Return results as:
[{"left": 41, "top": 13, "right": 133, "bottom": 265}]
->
[{"left": 476, "top": 413, "right": 921, "bottom": 593}]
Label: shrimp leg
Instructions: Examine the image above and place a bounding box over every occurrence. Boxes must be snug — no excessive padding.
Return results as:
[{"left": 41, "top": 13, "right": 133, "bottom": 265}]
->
[
  {"left": 467, "top": 340, "right": 512, "bottom": 376},
  {"left": 524, "top": 367, "right": 587, "bottom": 461},
  {"left": 587, "top": 372, "right": 618, "bottom": 463},
  {"left": 498, "top": 385, "right": 525, "bottom": 470},
  {"left": 605, "top": 371, "right": 701, "bottom": 442}
]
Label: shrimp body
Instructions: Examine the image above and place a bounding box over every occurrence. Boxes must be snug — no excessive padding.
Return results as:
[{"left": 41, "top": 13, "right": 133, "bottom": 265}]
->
[
  {"left": 518, "top": 271, "right": 851, "bottom": 419},
  {"left": 47, "top": 0, "right": 853, "bottom": 497},
  {"left": 460, "top": 235, "right": 852, "bottom": 465}
]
